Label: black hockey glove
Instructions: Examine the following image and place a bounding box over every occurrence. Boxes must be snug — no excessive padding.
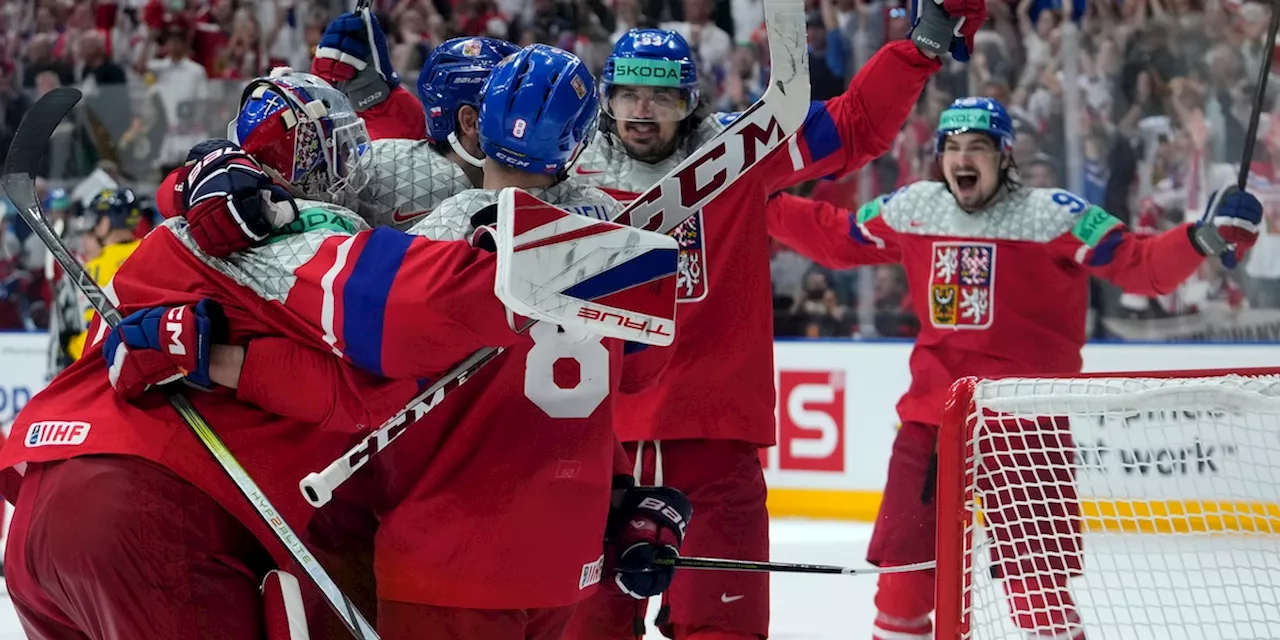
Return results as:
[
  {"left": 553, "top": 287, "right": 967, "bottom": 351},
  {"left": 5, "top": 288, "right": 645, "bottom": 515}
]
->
[{"left": 606, "top": 476, "right": 693, "bottom": 599}]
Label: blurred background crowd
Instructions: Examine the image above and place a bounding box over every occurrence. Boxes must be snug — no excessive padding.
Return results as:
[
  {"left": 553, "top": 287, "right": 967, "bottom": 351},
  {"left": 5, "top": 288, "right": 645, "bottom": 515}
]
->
[{"left": 2, "top": 0, "right": 1280, "bottom": 343}]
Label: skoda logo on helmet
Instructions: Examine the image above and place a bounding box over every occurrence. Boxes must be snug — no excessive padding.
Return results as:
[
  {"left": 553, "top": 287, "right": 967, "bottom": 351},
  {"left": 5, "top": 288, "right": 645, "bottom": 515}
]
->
[{"left": 615, "top": 63, "right": 680, "bottom": 81}]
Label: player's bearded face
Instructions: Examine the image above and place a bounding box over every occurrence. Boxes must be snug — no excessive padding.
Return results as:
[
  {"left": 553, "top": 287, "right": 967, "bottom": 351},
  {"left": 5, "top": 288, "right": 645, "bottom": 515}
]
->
[
  {"left": 608, "top": 85, "right": 690, "bottom": 163},
  {"left": 941, "top": 133, "right": 1004, "bottom": 212}
]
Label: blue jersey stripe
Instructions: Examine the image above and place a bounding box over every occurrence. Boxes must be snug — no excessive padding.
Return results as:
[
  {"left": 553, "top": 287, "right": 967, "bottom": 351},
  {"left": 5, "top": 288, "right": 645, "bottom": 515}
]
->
[
  {"left": 1088, "top": 230, "right": 1125, "bottom": 267},
  {"left": 801, "top": 102, "right": 840, "bottom": 164},
  {"left": 847, "top": 212, "right": 874, "bottom": 246},
  {"left": 560, "top": 247, "right": 678, "bottom": 301},
  {"left": 342, "top": 228, "right": 414, "bottom": 376}
]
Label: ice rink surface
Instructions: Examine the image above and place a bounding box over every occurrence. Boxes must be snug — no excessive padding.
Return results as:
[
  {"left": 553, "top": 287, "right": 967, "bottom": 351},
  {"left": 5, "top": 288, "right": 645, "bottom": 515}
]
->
[{"left": 0, "top": 519, "right": 1272, "bottom": 639}]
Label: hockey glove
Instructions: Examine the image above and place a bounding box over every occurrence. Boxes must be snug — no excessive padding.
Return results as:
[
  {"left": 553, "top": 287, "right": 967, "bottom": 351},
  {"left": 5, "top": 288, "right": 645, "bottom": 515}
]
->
[
  {"left": 179, "top": 141, "right": 298, "bottom": 257},
  {"left": 1190, "top": 186, "right": 1262, "bottom": 269},
  {"left": 606, "top": 476, "right": 693, "bottom": 599},
  {"left": 102, "top": 300, "right": 229, "bottom": 401},
  {"left": 909, "top": 0, "right": 959, "bottom": 59},
  {"left": 940, "top": 0, "right": 986, "bottom": 61},
  {"left": 312, "top": 9, "right": 399, "bottom": 110}
]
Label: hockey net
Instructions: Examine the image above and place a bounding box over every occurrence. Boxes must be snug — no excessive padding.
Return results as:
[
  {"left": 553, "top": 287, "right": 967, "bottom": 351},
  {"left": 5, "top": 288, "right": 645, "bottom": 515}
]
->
[{"left": 936, "top": 371, "right": 1280, "bottom": 640}]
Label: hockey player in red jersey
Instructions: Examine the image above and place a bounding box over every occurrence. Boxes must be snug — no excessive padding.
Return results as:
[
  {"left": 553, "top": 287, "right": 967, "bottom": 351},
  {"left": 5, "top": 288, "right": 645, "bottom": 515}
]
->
[
  {"left": 767, "top": 96, "right": 1263, "bottom": 640},
  {"left": 0, "top": 67, "right": 674, "bottom": 639}
]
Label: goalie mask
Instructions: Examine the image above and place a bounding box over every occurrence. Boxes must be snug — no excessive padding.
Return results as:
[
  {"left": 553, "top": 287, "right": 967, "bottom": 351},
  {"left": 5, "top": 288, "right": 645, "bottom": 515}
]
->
[{"left": 229, "top": 69, "right": 372, "bottom": 201}]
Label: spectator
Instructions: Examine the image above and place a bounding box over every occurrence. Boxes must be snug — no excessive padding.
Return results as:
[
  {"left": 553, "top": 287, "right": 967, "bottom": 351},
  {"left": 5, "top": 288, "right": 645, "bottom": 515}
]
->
[
  {"left": 140, "top": 25, "right": 210, "bottom": 168},
  {"left": 661, "top": 0, "right": 733, "bottom": 78}
]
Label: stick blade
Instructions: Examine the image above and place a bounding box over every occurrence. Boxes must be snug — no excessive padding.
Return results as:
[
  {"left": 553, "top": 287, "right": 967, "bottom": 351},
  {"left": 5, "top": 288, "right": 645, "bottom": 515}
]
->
[
  {"left": 759, "top": 0, "right": 810, "bottom": 132},
  {"left": 1, "top": 87, "right": 83, "bottom": 208}
]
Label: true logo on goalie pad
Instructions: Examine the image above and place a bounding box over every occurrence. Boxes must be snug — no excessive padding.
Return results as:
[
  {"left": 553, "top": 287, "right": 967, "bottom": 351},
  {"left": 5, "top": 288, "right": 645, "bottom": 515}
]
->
[
  {"left": 497, "top": 189, "right": 678, "bottom": 345},
  {"left": 929, "top": 241, "right": 995, "bottom": 329},
  {"left": 580, "top": 554, "right": 604, "bottom": 589},
  {"left": 26, "top": 421, "right": 91, "bottom": 447}
]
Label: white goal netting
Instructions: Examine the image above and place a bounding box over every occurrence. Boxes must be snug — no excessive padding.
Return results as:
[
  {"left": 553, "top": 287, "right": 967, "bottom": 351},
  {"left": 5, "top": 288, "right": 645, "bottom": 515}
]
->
[{"left": 940, "top": 375, "right": 1280, "bottom": 640}]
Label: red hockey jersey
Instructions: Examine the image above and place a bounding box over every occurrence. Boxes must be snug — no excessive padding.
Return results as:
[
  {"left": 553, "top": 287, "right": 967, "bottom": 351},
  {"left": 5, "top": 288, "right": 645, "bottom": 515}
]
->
[
  {"left": 767, "top": 184, "right": 1207, "bottom": 427},
  {"left": 372, "top": 184, "right": 667, "bottom": 610},
  {"left": 574, "top": 40, "right": 940, "bottom": 445},
  {"left": 0, "top": 201, "right": 517, "bottom": 570}
]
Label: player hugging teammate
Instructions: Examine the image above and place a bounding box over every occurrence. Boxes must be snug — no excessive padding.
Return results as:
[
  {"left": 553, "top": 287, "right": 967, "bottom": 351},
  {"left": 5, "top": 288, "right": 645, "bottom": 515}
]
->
[
  {"left": 0, "top": 41, "right": 688, "bottom": 640},
  {"left": 768, "top": 96, "right": 1263, "bottom": 640}
]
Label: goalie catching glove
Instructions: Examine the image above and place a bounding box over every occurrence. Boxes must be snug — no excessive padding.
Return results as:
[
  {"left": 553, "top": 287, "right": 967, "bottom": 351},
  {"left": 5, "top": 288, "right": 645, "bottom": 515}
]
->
[
  {"left": 101, "top": 300, "right": 229, "bottom": 400},
  {"left": 606, "top": 476, "right": 693, "bottom": 599},
  {"left": 1190, "top": 186, "right": 1262, "bottom": 269},
  {"left": 176, "top": 140, "right": 299, "bottom": 258}
]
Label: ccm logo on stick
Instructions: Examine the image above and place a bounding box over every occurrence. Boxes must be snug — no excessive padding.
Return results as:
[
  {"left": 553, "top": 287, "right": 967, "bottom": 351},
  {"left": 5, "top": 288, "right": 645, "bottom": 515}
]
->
[{"left": 772, "top": 370, "right": 846, "bottom": 472}]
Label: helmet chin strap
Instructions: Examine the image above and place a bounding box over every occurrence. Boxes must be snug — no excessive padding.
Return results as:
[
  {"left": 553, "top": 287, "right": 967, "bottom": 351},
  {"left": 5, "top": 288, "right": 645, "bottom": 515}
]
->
[{"left": 448, "top": 132, "right": 485, "bottom": 168}]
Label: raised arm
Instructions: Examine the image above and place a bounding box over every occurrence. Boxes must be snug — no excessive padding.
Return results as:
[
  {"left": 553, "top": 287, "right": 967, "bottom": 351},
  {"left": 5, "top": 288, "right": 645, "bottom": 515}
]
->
[
  {"left": 1042, "top": 188, "right": 1260, "bottom": 296},
  {"left": 767, "top": 192, "right": 903, "bottom": 269},
  {"left": 754, "top": 40, "right": 942, "bottom": 192}
]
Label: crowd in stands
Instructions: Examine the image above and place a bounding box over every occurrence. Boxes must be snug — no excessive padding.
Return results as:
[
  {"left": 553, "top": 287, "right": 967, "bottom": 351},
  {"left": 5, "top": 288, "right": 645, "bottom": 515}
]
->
[{"left": 2, "top": 0, "right": 1279, "bottom": 342}]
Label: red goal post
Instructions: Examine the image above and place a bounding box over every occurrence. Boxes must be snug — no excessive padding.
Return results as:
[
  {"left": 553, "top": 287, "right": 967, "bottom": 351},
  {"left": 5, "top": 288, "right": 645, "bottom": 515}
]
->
[{"left": 936, "top": 367, "right": 1280, "bottom": 640}]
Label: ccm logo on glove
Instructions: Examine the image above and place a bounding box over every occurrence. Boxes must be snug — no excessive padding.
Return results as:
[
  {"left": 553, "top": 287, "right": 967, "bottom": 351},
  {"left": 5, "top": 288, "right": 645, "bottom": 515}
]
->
[{"left": 165, "top": 306, "right": 188, "bottom": 357}]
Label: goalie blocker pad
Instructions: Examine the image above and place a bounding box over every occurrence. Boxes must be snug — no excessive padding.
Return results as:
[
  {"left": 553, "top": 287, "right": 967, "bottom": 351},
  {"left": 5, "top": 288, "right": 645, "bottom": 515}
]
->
[
  {"left": 493, "top": 188, "right": 679, "bottom": 346},
  {"left": 262, "top": 569, "right": 310, "bottom": 640}
]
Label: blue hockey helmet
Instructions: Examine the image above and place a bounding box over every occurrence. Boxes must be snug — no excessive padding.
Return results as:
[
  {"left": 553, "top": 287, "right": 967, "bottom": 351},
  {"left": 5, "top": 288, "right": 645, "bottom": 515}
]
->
[
  {"left": 89, "top": 187, "right": 142, "bottom": 232},
  {"left": 229, "top": 68, "right": 372, "bottom": 199},
  {"left": 478, "top": 44, "right": 599, "bottom": 176},
  {"left": 601, "top": 29, "right": 699, "bottom": 122},
  {"left": 935, "top": 97, "right": 1016, "bottom": 154},
  {"left": 418, "top": 37, "right": 521, "bottom": 167}
]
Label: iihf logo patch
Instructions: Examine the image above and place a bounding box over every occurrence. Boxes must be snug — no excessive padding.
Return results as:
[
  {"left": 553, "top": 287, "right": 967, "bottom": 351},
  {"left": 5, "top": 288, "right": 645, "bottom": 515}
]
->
[{"left": 26, "top": 421, "right": 91, "bottom": 447}]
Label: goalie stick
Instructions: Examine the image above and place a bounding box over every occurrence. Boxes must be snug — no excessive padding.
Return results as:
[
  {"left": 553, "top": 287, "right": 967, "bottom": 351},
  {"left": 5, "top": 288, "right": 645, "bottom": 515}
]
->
[
  {"left": 298, "top": 0, "right": 810, "bottom": 507},
  {"left": 0, "top": 88, "right": 379, "bottom": 640},
  {"left": 296, "top": 0, "right": 808, "bottom": 506},
  {"left": 656, "top": 556, "right": 936, "bottom": 576}
]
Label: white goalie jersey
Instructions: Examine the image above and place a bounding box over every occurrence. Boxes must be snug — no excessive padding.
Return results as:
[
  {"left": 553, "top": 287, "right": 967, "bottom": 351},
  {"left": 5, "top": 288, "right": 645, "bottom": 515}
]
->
[{"left": 408, "top": 181, "right": 623, "bottom": 241}]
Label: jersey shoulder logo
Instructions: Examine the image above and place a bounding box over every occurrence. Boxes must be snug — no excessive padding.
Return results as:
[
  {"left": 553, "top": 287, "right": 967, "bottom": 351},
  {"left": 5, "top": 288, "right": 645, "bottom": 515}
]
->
[
  {"left": 673, "top": 210, "right": 709, "bottom": 302},
  {"left": 928, "top": 241, "right": 995, "bottom": 330}
]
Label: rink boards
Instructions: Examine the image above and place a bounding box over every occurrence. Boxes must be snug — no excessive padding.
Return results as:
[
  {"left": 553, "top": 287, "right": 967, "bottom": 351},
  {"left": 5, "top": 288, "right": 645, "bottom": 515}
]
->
[
  {"left": 3, "top": 332, "right": 1280, "bottom": 533},
  {"left": 764, "top": 340, "right": 1280, "bottom": 533}
]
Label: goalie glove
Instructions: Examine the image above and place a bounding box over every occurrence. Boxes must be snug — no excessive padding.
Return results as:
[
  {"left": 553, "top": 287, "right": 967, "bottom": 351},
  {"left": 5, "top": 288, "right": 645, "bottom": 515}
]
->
[
  {"left": 1190, "top": 186, "right": 1262, "bottom": 269},
  {"left": 312, "top": 9, "right": 399, "bottom": 110},
  {"left": 606, "top": 477, "right": 693, "bottom": 599},
  {"left": 102, "top": 300, "right": 229, "bottom": 400},
  {"left": 180, "top": 140, "right": 299, "bottom": 257}
]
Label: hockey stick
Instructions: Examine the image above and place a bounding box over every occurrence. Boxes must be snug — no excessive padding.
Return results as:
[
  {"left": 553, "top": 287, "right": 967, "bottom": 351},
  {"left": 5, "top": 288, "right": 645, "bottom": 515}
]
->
[
  {"left": 298, "top": 0, "right": 810, "bottom": 507},
  {"left": 654, "top": 556, "right": 936, "bottom": 576},
  {"left": 1236, "top": 2, "right": 1280, "bottom": 191},
  {"left": 0, "top": 87, "right": 379, "bottom": 640}
]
